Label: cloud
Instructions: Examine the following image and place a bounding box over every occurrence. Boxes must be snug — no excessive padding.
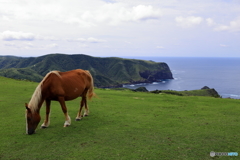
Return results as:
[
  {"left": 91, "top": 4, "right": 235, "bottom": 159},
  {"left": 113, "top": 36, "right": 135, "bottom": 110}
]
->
[
  {"left": 156, "top": 46, "right": 164, "bottom": 49},
  {"left": 0, "top": 0, "right": 239, "bottom": 57},
  {"left": 87, "top": 37, "right": 106, "bottom": 43},
  {"left": 67, "top": 37, "right": 106, "bottom": 43},
  {"left": 45, "top": 43, "right": 58, "bottom": 48},
  {"left": 214, "top": 18, "right": 240, "bottom": 32},
  {"left": 220, "top": 44, "right": 229, "bottom": 47},
  {"left": 79, "top": 4, "right": 162, "bottom": 25},
  {"left": 1, "top": 15, "right": 11, "bottom": 21},
  {"left": 1, "top": 31, "right": 36, "bottom": 41},
  {"left": 0, "top": 31, "right": 59, "bottom": 41},
  {"left": 4, "top": 42, "right": 19, "bottom": 48},
  {"left": 37, "top": 35, "right": 58, "bottom": 41},
  {"left": 4, "top": 41, "right": 34, "bottom": 49},
  {"left": 206, "top": 18, "right": 216, "bottom": 26},
  {"left": 204, "top": 17, "right": 240, "bottom": 32},
  {"left": 175, "top": 16, "right": 203, "bottom": 28},
  {"left": 101, "top": 0, "right": 116, "bottom": 3},
  {"left": 0, "top": 1, "right": 162, "bottom": 27},
  {"left": 131, "top": 5, "right": 161, "bottom": 21}
]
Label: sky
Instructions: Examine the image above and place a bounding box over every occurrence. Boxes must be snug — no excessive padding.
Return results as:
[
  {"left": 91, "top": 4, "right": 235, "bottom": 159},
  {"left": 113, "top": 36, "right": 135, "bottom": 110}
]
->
[{"left": 0, "top": 0, "right": 240, "bottom": 57}]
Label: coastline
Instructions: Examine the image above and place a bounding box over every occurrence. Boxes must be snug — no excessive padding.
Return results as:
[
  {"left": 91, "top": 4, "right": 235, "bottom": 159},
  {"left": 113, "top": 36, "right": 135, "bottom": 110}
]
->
[{"left": 121, "top": 57, "right": 240, "bottom": 99}]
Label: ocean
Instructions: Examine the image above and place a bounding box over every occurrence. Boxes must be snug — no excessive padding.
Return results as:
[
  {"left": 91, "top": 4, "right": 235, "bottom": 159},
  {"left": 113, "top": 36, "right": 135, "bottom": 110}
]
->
[{"left": 122, "top": 57, "right": 240, "bottom": 99}]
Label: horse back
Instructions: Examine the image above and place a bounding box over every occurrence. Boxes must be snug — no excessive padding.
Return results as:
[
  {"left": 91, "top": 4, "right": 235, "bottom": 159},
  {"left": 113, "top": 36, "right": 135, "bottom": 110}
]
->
[{"left": 42, "top": 69, "right": 93, "bottom": 100}]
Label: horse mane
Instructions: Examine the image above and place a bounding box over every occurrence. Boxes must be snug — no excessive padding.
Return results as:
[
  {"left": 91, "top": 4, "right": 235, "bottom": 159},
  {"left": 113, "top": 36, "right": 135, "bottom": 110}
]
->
[{"left": 28, "top": 71, "right": 61, "bottom": 112}]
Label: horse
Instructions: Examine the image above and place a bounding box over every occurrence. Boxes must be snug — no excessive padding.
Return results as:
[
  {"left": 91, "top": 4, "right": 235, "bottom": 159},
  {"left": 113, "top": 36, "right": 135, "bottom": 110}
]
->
[{"left": 25, "top": 69, "right": 95, "bottom": 135}]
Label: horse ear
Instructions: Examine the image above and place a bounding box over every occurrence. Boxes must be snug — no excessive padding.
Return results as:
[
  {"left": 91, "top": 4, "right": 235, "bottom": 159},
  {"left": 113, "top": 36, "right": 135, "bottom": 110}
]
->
[{"left": 25, "top": 103, "right": 30, "bottom": 111}]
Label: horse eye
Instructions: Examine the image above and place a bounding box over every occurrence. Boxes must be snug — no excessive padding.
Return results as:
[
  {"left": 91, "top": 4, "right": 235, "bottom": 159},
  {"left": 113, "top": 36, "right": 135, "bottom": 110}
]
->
[{"left": 27, "top": 117, "right": 31, "bottom": 121}]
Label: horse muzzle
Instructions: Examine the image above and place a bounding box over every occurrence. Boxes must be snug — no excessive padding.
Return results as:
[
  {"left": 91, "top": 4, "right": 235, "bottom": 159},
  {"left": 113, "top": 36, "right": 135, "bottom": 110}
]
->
[{"left": 27, "top": 129, "right": 35, "bottom": 135}]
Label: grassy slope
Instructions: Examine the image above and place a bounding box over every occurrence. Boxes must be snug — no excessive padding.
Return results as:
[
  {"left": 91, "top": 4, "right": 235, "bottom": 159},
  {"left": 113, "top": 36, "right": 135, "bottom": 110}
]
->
[{"left": 0, "top": 76, "right": 239, "bottom": 160}]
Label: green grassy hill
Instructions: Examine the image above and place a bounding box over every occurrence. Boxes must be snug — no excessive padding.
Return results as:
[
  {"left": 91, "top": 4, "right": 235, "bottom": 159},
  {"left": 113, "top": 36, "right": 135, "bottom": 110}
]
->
[
  {"left": 0, "top": 54, "right": 173, "bottom": 87},
  {"left": 0, "top": 77, "right": 239, "bottom": 159}
]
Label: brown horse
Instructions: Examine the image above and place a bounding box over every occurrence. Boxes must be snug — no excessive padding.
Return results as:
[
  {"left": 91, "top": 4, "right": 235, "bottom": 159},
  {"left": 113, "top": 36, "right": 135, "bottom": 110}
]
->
[{"left": 25, "top": 69, "right": 95, "bottom": 135}]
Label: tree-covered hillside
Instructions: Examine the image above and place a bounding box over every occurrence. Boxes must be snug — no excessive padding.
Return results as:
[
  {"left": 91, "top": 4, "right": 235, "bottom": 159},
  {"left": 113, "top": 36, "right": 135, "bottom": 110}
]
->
[{"left": 0, "top": 54, "right": 173, "bottom": 87}]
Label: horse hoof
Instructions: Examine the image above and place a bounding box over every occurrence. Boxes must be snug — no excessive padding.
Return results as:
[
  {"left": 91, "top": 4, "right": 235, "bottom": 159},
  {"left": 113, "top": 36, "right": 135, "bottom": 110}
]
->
[
  {"left": 75, "top": 118, "right": 81, "bottom": 121},
  {"left": 64, "top": 125, "right": 69, "bottom": 127},
  {"left": 41, "top": 126, "right": 47, "bottom": 129},
  {"left": 84, "top": 114, "right": 88, "bottom": 117}
]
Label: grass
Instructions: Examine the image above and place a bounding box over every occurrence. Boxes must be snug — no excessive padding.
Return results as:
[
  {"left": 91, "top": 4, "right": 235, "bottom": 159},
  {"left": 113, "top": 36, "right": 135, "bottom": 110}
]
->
[{"left": 0, "top": 76, "right": 239, "bottom": 159}]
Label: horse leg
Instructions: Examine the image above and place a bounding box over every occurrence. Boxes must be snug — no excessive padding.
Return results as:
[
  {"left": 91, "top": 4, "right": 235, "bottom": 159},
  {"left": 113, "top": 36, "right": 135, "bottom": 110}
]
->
[
  {"left": 82, "top": 89, "right": 89, "bottom": 117},
  {"left": 76, "top": 88, "right": 89, "bottom": 121},
  {"left": 75, "top": 96, "right": 85, "bottom": 121},
  {"left": 83, "top": 97, "right": 89, "bottom": 117},
  {"left": 58, "top": 97, "right": 71, "bottom": 127},
  {"left": 41, "top": 99, "right": 51, "bottom": 128}
]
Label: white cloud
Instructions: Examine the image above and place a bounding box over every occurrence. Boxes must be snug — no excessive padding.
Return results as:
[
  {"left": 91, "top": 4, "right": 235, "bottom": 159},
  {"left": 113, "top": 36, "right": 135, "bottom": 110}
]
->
[
  {"left": 4, "top": 41, "right": 34, "bottom": 49},
  {"left": 1, "top": 31, "right": 36, "bottom": 41},
  {"left": 220, "top": 44, "right": 229, "bottom": 47},
  {"left": 206, "top": 18, "right": 216, "bottom": 26},
  {"left": 79, "top": 4, "right": 162, "bottom": 25},
  {"left": 131, "top": 5, "right": 161, "bottom": 21},
  {"left": 45, "top": 43, "right": 58, "bottom": 48},
  {"left": 0, "top": 0, "right": 239, "bottom": 57},
  {"left": 175, "top": 16, "right": 203, "bottom": 28},
  {"left": 87, "top": 37, "right": 106, "bottom": 43},
  {"left": 0, "top": 1, "right": 162, "bottom": 27},
  {"left": 0, "top": 31, "right": 59, "bottom": 41},
  {"left": 37, "top": 36, "right": 58, "bottom": 41},
  {"left": 1, "top": 15, "right": 11, "bottom": 21},
  {"left": 214, "top": 18, "right": 240, "bottom": 32},
  {"left": 156, "top": 46, "right": 164, "bottom": 49},
  {"left": 24, "top": 42, "right": 34, "bottom": 47},
  {"left": 67, "top": 37, "right": 106, "bottom": 43},
  {"left": 4, "top": 42, "right": 19, "bottom": 48}
]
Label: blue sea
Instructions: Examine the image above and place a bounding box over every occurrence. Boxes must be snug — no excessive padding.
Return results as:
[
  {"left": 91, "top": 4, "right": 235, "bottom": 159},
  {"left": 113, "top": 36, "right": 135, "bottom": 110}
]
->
[{"left": 122, "top": 57, "right": 240, "bottom": 99}]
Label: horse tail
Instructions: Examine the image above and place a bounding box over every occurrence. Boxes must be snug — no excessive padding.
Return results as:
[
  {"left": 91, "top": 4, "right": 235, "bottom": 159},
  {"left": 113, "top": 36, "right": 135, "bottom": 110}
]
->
[{"left": 85, "top": 70, "right": 96, "bottom": 100}]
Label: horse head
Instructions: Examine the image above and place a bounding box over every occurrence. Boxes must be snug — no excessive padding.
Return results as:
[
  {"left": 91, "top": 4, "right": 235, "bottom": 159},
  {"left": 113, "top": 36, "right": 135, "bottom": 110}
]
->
[{"left": 25, "top": 103, "right": 41, "bottom": 135}]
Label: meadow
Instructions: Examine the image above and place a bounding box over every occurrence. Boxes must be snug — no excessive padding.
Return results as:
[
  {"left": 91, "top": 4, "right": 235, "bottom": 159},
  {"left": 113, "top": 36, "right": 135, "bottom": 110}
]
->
[{"left": 0, "top": 76, "right": 239, "bottom": 159}]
